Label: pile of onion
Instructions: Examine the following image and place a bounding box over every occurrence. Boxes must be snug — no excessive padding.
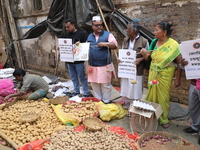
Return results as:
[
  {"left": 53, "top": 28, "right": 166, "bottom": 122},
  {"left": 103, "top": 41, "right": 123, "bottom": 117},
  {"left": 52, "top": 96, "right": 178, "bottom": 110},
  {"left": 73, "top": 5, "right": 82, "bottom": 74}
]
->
[{"left": 140, "top": 135, "right": 172, "bottom": 147}]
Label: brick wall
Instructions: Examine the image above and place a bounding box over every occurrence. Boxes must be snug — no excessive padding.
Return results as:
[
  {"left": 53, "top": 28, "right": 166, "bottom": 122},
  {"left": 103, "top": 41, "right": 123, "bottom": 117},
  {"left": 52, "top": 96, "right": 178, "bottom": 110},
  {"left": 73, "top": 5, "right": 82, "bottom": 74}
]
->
[{"left": 111, "top": 0, "right": 200, "bottom": 104}]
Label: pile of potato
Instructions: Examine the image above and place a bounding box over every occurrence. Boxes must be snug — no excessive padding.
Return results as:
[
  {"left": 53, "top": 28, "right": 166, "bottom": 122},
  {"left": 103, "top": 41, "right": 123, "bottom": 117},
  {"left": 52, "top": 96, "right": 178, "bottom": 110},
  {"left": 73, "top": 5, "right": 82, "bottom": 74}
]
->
[
  {"left": 0, "top": 100, "right": 65, "bottom": 147},
  {"left": 62, "top": 101, "right": 98, "bottom": 120},
  {"left": 43, "top": 126, "right": 135, "bottom": 150}
]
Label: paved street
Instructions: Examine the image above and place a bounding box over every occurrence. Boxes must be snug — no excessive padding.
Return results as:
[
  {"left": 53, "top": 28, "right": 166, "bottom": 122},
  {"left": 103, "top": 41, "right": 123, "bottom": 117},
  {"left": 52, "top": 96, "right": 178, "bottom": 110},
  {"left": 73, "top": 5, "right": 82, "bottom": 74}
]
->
[{"left": 107, "top": 88, "right": 200, "bottom": 149}]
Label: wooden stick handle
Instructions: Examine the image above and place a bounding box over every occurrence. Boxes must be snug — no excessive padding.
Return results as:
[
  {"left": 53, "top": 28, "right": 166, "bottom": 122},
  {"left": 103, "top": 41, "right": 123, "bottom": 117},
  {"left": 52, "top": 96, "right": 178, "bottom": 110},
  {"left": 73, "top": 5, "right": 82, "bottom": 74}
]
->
[
  {"left": 54, "top": 50, "right": 60, "bottom": 76},
  {"left": 95, "top": 0, "right": 118, "bottom": 59},
  {"left": 113, "top": 49, "right": 118, "bottom": 58},
  {"left": 95, "top": 0, "right": 109, "bottom": 32},
  {"left": 0, "top": 131, "right": 19, "bottom": 149}
]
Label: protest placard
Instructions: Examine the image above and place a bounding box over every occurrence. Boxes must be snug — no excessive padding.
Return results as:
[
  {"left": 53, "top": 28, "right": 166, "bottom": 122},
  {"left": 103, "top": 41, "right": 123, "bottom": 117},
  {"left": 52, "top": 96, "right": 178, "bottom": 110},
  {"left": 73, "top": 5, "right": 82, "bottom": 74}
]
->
[
  {"left": 180, "top": 39, "right": 200, "bottom": 79},
  {"left": 73, "top": 43, "right": 89, "bottom": 61},
  {"left": 118, "top": 49, "right": 136, "bottom": 79},
  {"left": 58, "top": 38, "right": 74, "bottom": 62}
]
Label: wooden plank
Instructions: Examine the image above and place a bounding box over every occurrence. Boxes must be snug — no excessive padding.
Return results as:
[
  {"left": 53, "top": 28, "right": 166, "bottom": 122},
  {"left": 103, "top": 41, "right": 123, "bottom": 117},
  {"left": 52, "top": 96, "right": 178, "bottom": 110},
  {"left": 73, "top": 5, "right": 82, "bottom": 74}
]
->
[
  {"left": 0, "top": 1, "right": 9, "bottom": 67},
  {"left": 0, "top": 131, "right": 18, "bottom": 150},
  {"left": 3, "top": 0, "right": 25, "bottom": 69},
  {"left": 1, "top": 51, "right": 8, "bottom": 67}
]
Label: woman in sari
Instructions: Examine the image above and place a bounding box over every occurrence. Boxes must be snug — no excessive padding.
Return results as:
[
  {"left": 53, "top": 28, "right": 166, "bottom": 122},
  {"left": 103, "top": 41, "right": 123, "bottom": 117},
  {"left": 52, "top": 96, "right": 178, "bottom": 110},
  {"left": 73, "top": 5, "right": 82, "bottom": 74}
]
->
[{"left": 141, "top": 21, "right": 181, "bottom": 128}]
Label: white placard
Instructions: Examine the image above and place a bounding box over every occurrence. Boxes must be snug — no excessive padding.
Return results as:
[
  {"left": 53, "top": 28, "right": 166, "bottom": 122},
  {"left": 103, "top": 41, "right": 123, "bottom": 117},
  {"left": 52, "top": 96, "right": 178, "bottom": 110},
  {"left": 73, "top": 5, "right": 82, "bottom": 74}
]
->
[
  {"left": 58, "top": 38, "right": 74, "bottom": 62},
  {"left": 180, "top": 39, "right": 200, "bottom": 79},
  {"left": 73, "top": 43, "right": 89, "bottom": 61},
  {"left": 118, "top": 49, "right": 136, "bottom": 79},
  {"left": 42, "top": 76, "right": 52, "bottom": 84}
]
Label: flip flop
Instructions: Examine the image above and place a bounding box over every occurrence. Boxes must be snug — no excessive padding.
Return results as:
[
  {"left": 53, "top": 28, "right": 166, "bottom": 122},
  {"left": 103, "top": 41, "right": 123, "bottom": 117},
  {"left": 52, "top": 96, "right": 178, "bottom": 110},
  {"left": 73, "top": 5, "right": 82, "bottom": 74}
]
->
[{"left": 162, "top": 123, "right": 170, "bottom": 128}]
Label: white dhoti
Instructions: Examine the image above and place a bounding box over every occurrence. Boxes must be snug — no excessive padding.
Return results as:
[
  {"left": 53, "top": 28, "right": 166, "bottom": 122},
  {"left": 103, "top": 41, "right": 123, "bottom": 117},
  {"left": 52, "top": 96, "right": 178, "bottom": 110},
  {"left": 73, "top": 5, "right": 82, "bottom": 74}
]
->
[{"left": 120, "top": 75, "right": 143, "bottom": 100}]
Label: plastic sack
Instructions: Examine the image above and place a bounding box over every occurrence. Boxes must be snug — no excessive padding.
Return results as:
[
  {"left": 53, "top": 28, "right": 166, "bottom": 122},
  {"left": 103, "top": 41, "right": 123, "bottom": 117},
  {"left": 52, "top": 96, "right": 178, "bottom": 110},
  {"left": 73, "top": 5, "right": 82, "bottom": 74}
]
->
[
  {"left": 51, "top": 104, "right": 80, "bottom": 126},
  {"left": 112, "top": 103, "right": 127, "bottom": 120},
  {"left": 18, "top": 139, "right": 50, "bottom": 150},
  {"left": 0, "top": 88, "right": 16, "bottom": 97},
  {"left": 109, "top": 126, "right": 140, "bottom": 140},
  {"left": 0, "top": 79, "right": 14, "bottom": 90},
  {"left": 42, "top": 98, "right": 49, "bottom": 103},
  {"left": 96, "top": 102, "right": 120, "bottom": 121},
  {"left": 74, "top": 125, "right": 86, "bottom": 132},
  {"left": 82, "top": 97, "right": 101, "bottom": 102}
]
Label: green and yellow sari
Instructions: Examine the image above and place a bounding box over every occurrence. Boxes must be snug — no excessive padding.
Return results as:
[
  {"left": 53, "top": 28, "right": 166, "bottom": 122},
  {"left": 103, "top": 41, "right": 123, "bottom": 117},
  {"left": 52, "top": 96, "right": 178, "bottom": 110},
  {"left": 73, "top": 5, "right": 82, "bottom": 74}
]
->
[{"left": 146, "top": 38, "right": 180, "bottom": 124}]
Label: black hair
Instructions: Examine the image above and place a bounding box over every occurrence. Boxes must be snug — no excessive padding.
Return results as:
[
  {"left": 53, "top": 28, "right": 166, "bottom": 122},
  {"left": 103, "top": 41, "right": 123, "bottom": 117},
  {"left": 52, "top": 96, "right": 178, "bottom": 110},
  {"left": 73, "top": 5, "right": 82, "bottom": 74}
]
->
[
  {"left": 157, "top": 21, "right": 173, "bottom": 37},
  {"left": 64, "top": 18, "right": 76, "bottom": 25},
  {"left": 13, "top": 68, "right": 26, "bottom": 77},
  {"left": 128, "top": 21, "right": 140, "bottom": 34}
]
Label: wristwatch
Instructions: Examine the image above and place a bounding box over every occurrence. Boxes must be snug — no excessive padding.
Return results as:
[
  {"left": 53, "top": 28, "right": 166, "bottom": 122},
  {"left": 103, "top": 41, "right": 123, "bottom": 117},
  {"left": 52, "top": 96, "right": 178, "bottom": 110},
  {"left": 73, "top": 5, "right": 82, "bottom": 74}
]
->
[{"left": 105, "top": 42, "right": 109, "bottom": 46}]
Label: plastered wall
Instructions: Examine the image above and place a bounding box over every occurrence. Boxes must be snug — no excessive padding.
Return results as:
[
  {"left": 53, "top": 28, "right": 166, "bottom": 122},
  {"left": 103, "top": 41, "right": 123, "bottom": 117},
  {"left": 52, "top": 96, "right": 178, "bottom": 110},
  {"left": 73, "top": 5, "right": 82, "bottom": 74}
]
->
[{"left": 10, "top": 0, "right": 68, "bottom": 78}]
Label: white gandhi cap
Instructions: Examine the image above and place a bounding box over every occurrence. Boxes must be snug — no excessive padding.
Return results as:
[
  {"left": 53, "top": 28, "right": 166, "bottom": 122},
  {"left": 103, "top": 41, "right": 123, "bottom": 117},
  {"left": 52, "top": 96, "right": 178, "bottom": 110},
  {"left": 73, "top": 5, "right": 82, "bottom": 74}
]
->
[{"left": 92, "top": 16, "right": 102, "bottom": 21}]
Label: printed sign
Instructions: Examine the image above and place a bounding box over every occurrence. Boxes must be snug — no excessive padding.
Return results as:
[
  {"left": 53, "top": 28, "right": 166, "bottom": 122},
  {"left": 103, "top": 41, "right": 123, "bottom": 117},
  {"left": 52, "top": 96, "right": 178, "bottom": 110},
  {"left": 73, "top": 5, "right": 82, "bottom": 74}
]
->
[
  {"left": 118, "top": 49, "right": 136, "bottom": 79},
  {"left": 58, "top": 38, "right": 74, "bottom": 62},
  {"left": 73, "top": 43, "right": 89, "bottom": 61},
  {"left": 180, "top": 39, "right": 200, "bottom": 79}
]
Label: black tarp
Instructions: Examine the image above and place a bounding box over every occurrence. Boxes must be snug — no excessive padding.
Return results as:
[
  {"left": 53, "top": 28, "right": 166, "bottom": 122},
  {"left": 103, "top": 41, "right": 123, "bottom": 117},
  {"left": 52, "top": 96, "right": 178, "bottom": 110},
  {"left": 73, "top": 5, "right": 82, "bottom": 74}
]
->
[{"left": 19, "top": 0, "right": 154, "bottom": 41}]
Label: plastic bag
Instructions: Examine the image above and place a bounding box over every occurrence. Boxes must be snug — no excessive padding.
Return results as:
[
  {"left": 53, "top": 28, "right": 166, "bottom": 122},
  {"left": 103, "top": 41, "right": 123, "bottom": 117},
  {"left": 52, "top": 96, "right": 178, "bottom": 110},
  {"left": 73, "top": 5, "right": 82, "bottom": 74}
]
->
[
  {"left": 18, "top": 139, "right": 50, "bottom": 150},
  {"left": 112, "top": 103, "right": 127, "bottom": 120},
  {"left": 51, "top": 104, "right": 80, "bottom": 126},
  {"left": 96, "top": 102, "right": 120, "bottom": 121}
]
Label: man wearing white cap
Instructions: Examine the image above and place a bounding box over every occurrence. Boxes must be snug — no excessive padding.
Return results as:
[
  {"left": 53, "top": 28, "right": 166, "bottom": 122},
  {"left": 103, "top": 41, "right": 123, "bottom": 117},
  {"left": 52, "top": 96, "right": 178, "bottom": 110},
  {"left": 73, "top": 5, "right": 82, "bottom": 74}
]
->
[{"left": 87, "top": 15, "right": 118, "bottom": 104}]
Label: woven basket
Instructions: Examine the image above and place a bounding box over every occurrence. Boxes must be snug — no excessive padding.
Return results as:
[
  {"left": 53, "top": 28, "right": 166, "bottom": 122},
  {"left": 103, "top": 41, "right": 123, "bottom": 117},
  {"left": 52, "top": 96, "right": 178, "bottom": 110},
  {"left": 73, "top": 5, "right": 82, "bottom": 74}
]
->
[
  {"left": 0, "top": 97, "right": 18, "bottom": 110},
  {"left": 0, "top": 104, "right": 5, "bottom": 110},
  {"left": 19, "top": 111, "right": 40, "bottom": 123},
  {"left": 137, "top": 131, "right": 198, "bottom": 150},
  {"left": 49, "top": 96, "right": 68, "bottom": 104},
  {"left": 83, "top": 117, "right": 103, "bottom": 131}
]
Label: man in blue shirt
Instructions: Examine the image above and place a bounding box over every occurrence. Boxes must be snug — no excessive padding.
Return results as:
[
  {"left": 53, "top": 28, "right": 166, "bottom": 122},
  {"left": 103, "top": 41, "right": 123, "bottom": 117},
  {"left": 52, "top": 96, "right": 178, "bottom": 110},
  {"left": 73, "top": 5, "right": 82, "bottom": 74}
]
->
[{"left": 63, "top": 19, "right": 90, "bottom": 97}]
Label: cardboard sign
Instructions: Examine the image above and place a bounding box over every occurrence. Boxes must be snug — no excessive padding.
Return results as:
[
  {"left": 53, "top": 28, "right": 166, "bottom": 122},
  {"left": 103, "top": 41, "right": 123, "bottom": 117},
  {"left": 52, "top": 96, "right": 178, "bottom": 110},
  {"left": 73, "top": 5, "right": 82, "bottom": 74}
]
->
[
  {"left": 73, "top": 43, "right": 89, "bottom": 61},
  {"left": 118, "top": 49, "right": 136, "bottom": 79},
  {"left": 58, "top": 38, "right": 74, "bottom": 62},
  {"left": 58, "top": 39, "right": 89, "bottom": 62},
  {"left": 180, "top": 39, "right": 200, "bottom": 79}
]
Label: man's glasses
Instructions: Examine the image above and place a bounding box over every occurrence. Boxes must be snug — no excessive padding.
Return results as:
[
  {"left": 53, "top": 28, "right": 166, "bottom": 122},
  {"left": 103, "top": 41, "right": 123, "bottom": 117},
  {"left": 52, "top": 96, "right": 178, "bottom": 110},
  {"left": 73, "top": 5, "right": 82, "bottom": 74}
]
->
[{"left": 93, "top": 24, "right": 103, "bottom": 27}]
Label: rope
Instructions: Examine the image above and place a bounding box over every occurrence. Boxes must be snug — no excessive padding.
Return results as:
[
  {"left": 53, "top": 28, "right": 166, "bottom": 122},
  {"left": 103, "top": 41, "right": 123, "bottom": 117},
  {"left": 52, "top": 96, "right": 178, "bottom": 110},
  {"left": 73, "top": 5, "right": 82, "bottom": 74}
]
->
[{"left": 128, "top": 103, "right": 158, "bottom": 133}]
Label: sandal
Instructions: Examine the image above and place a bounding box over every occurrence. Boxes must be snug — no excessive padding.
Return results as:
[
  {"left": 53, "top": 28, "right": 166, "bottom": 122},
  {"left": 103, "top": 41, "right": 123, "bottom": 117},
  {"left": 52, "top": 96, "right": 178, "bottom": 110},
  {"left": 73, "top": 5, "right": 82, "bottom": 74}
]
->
[{"left": 162, "top": 123, "right": 170, "bottom": 129}]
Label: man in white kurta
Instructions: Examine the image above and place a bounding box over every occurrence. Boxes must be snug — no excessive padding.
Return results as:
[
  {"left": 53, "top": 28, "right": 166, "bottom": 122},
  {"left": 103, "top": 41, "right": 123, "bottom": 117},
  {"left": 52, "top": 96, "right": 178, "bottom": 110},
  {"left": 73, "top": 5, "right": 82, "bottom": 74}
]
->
[{"left": 120, "top": 21, "right": 149, "bottom": 108}]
